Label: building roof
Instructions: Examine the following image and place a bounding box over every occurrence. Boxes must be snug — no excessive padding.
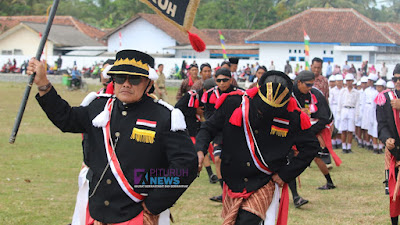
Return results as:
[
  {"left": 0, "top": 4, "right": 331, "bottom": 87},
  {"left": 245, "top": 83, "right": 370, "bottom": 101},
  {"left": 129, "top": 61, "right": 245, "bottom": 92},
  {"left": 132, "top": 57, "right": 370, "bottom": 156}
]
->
[
  {"left": 22, "top": 22, "right": 104, "bottom": 47},
  {"left": 376, "top": 22, "right": 400, "bottom": 45},
  {"left": 0, "top": 16, "right": 105, "bottom": 42},
  {"left": 201, "top": 29, "right": 259, "bottom": 57},
  {"left": 246, "top": 8, "right": 396, "bottom": 46},
  {"left": 103, "top": 13, "right": 216, "bottom": 46}
]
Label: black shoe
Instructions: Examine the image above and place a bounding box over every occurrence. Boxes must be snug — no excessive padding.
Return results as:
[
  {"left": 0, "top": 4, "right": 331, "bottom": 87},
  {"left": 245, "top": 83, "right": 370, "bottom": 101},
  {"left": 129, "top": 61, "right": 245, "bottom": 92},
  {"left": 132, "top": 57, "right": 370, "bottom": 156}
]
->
[
  {"left": 210, "top": 195, "right": 222, "bottom": 203},
  {"left": 317, "top": 183, "right": 336, "bottom": 190},
  {"left": 347, "top": 149, "right": 353, "bottom": 153},
  {"left": 293, "top": 196, "right": 309, "bottom": 208},
  {"left": 209, "top": 174, "right": 218, "bottom": 184},
  {"left": 374, "top": 149, "right": 383, "bottom": 154},
  {"left": 342, "top": 149, "right": 348, "bottom": 154}
]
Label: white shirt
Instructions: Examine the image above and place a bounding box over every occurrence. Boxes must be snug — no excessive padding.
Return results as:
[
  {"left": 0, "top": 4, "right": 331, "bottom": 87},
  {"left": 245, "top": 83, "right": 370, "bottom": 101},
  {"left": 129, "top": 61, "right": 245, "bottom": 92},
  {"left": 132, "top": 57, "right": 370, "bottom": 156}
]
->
[
  {"left": 364, "top": 86, "right": 378, "bottom": 105},
  {"left": 339, "top": 88, "right": 359, "bottom": 108},
  {"left": 329, "top": 86, "right": 342, "bottom": 106}
]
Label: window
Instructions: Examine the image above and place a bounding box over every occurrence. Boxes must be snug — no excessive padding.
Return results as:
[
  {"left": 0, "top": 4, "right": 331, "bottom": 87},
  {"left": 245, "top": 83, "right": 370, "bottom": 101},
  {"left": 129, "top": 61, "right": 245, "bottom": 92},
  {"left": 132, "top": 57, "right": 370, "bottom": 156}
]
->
[
  {"left": 347, "top": 55, "right": 362, "bottom": 62},
  {"left": 323, "top": 50, "right": 326, "bottom": 54},
  {"left": 1, "top": 50, "right": 12, "bottom": 55},
  {"left": 299, "top": 57, "right": 305, "bottom": 61},
  {"left": 13, "top": 49, "right": 22, "bottom": 55},
  {"left": 299, "top": 49, "right": 301, "bottom": 53},
  {"left": 289, "top": 49, "right": 292, "bottom": 53},
  {"left": 289, "top": 56, "right": 296, "bottom": 61},
  {"left": 323, "top": 57, "right": 333, "bottom": 63},
  {"left": 331, "top": 50, "right": 334, "bottom": 55},
  {"left": 294, "top": 50, "right": 297, "bottom": 53}
]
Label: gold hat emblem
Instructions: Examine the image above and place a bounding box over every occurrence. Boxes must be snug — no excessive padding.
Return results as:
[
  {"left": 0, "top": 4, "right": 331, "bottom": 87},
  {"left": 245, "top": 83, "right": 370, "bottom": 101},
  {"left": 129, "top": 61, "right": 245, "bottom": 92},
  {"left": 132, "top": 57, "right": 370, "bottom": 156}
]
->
[
  {"left": 257, "top": 82, "right": 290, "bottom": 108},
  {"left": 114, "top": 58, "right": 149, "bottom": 71}
]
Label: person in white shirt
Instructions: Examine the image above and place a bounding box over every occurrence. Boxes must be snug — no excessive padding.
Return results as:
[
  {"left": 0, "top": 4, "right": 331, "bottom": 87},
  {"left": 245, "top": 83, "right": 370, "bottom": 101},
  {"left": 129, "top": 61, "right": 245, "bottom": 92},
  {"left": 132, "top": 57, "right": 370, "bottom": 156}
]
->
[
  {"left": 338, "top": 74, "right": 359, "bottom": 153},
  {"left": 328, "top": 75, "right": 336, "bottom": 90},
  {"left": 268, "top": 60, "right": 275, "bottom": 70},
  {"left": 355, "top": 76, "right": 368, "bottom": 147},
  {"left": 381, "top": 62, "right": 388, "bottom": 81},
  {"left": 374, "top": 79, "right": 387, "bottom": 154},
  {"left": 329, "top": 74, "right": 344, "bottom": 148},
  {"left": 361, "top": 73, "right": 379, "bottom": 151}
]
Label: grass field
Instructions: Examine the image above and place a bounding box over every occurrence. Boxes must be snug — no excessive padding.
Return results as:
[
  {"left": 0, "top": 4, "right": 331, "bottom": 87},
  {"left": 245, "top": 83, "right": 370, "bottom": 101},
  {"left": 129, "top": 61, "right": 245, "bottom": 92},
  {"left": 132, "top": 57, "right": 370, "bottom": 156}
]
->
[{"left": 0, "top": 81, "right": 391, "bottom": 224}]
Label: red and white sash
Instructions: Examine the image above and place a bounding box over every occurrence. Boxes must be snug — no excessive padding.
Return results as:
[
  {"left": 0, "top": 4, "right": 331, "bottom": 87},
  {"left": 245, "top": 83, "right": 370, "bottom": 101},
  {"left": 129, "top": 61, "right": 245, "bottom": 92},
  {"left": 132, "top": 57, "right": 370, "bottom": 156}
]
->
[
  {"left": 101, "top": 98, "right": 146, "bottom": 203},
  {"left": 241, "top": 95, "right": 273, "bottom": 175}
]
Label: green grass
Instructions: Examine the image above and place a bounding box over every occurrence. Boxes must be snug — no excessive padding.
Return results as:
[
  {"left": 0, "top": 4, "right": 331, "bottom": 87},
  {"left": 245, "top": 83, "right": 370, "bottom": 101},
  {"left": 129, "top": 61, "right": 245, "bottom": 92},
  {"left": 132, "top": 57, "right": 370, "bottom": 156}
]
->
[{"left": 0, "top": 82, "right": 391, "bottom": 224}]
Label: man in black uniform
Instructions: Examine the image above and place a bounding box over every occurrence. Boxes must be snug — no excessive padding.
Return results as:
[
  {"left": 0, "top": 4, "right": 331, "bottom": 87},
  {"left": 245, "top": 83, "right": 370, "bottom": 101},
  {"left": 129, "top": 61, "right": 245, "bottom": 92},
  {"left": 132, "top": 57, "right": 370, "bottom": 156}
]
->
[
  {"left": 377, "top": 64, "right": 400, "bottom": 225},
  {"left": 202, "top": 68, "right": 244, "bottom": 202},
  {"left": 290, "top": 71, "right": 338, "bottom": 209},
  {"left": 196, "top": 70, "right": 319, "bottom": 224},
  {"left": 175, "top": 81, "right": 219, "bottom": 184},
  {"left": 27, "top": 50, "right": 198, "bottom": 225}
]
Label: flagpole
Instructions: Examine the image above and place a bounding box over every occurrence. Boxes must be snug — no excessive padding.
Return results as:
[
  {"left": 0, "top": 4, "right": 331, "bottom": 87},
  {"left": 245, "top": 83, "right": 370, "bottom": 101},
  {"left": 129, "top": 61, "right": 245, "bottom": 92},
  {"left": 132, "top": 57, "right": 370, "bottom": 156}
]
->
[{"left": 9, "top": 0, "right": 60, "bottom": 144}]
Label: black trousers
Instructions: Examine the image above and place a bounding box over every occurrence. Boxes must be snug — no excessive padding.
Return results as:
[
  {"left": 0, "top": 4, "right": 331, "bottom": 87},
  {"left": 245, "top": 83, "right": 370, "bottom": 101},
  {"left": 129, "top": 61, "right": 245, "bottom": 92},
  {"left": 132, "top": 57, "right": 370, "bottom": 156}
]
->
[{"left": 234, "top": 208, "right": 262, "bottom": 225}]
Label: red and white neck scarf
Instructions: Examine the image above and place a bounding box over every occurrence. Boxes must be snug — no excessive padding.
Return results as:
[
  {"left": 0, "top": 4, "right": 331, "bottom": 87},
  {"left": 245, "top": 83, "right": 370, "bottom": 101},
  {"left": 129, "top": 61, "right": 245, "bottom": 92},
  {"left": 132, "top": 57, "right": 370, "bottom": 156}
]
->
[{"left": 100, "top": 98, "right": 146, "bottom": 203}]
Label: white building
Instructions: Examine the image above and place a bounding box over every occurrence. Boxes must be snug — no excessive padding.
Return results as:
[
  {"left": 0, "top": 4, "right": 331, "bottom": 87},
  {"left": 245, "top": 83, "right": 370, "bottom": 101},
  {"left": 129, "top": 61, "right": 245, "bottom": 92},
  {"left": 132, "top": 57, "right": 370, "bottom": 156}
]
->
[{"left": 245, "top": 8, "right": 400, "bottom": 76}]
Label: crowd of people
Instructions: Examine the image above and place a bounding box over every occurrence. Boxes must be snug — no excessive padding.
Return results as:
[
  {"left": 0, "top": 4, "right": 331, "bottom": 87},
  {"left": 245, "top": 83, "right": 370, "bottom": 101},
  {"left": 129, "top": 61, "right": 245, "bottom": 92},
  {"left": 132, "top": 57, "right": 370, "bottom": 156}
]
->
[{"left": 24, "top": 48, "right": 400, "bottom": 225}]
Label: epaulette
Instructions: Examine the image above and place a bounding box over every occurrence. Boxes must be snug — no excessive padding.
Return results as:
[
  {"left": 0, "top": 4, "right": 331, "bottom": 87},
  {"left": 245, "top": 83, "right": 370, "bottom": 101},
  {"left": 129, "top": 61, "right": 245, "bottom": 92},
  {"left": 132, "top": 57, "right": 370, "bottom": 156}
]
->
[
  {"left": 215, "top": 87, "right": 255, "bottom": 109},
  {"left": 201, "top": 86, "right": 217, "bottom": 103},
  {"left": 187, "top": 90, "right": 200, "bottom": 108},
  {"left": 287, "top": 97, "right": 311, "bottom": 130},
  {"left": 80, "top": 92, "right": 112, "bottom": 107},
  {"left": 156, "top": 99, "right": 187, "bottom": 131}
]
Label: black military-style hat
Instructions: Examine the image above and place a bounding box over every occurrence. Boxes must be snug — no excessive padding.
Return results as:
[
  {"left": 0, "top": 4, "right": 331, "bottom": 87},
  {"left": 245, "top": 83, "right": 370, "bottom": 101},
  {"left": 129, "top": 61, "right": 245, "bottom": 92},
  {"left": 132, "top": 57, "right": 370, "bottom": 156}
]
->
[
  {"left": 257, "top": 70, "right": 293, "bottom": 108},
  {"left": 394, "top": 63, "right": 400, "bottom": 75},
  {"left": 215, "top": 68, "right": 232, "bottom": 78},
  {"left": 229, "top": 57, "right": 239, "bottom": 65},
  {"left": 221, "top": 61, "right": 231, "bottom": 68},
  {"left": 107, "top": 50, "right": 154, "bottom": 78}
]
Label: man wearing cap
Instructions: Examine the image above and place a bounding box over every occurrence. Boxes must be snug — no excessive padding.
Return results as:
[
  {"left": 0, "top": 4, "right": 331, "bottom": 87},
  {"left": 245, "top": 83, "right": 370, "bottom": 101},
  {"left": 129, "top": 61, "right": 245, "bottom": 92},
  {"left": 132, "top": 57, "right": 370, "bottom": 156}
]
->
[
  {"left": 362, "top": 73, "right": 379, "bottom": 152},
  {"left": 202, "top": 68, "right": 244, "bottom": 202},
  {"left": 374, "top": 79, "right": 387, "bottom": 153},
  {"left": 221, "top": 60, "right": 239, "bottom": 86},
  {"left": 328, "top": 75, "right": 336, "bottom": 90},
  {"left": 175, "top": 76, "right": 219, "bottom": 185},
  {"left": 229, "top": 58, "right": 239, "bottom": 81},
  {"left": 355, "top": 76, "right": 369, "bottom": 147},
  {"left": 376, "top": 64, "right": 400, "bottom": 225},
  {"left": 329, "top": 74, "right": 344, "bottom": 148},
  {"left": 27, "top": 50, "right": 198, "bottom": 225},
  {"left": 338, "top": 74, "right": 359, "bottom": 153},
  {"left": 292, "top": 71, "right": 338, "bottom": 191},
  {"left": 196, "top": 70, "right": 319, "bottom": 224},
  {"left": 176, "top": 63, "right": 199, "bottom": 100}
]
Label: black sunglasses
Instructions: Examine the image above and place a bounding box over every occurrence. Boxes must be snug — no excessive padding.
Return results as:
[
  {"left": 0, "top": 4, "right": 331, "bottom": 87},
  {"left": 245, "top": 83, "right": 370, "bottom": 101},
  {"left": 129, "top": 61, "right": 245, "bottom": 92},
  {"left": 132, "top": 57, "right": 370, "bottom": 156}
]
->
[
  {"left": 113, "top": 75, "right": 142, "bottom": 85},
  {"left": 216, "top": 78, "right": 230, "bottom": 83},
  {"left": 393, "top": 77, "right": 400, "bottom": 83},
  {"left": 303, "top": 82, "right": 314, "bottom": 87}
]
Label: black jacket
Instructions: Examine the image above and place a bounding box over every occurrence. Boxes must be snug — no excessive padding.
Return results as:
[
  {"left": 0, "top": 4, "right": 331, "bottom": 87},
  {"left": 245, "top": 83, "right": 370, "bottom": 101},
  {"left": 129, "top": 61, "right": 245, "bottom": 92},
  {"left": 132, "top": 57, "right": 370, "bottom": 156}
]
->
[
  {"left": 195, "top": 94, "right": 319, "bottom": 193},
  {"left": 293, "top": 86, "right": 333, "bottom": 135},
  {"left": 377, "top": 90, "right": 400, "bottom": 160},
  {"left": 36, "top": 87, "right": 197, "bottom": 223},
  {"left": 202, "top": 85, "right": 243, "bottom": 120},
  {"left": 175, "top": 90, "right": 203, "bottom": 137}
]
